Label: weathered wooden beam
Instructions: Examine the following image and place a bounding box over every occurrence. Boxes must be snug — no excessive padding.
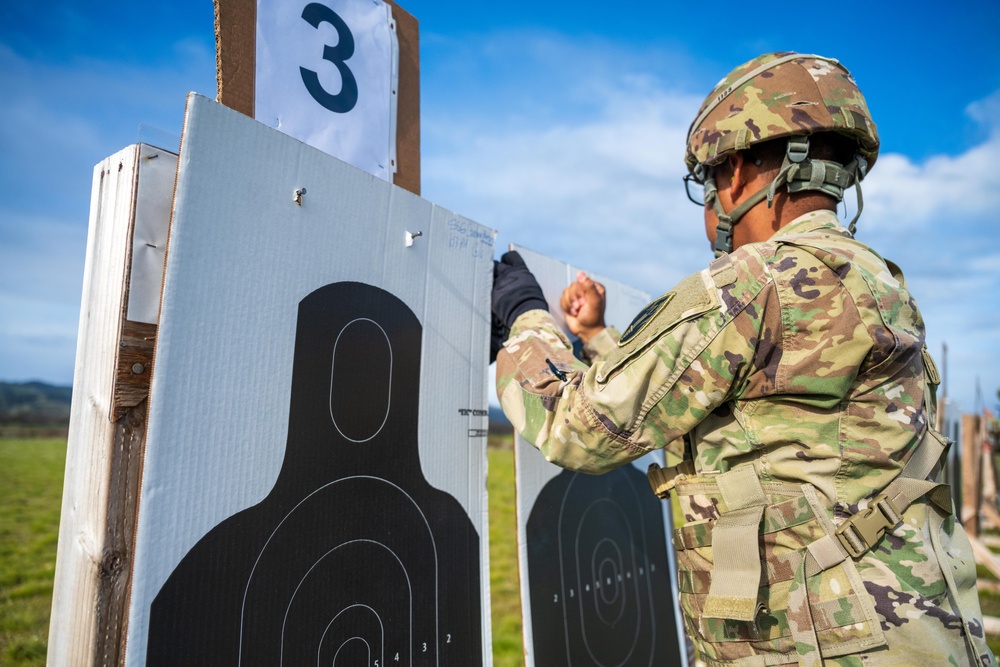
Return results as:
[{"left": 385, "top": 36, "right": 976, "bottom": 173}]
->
[
  {"left": 976, "top": 579, "right": 1000, "bottom": 595},
  {"left": 963, "top": 414, "right": 983, "bottom": 537},
  {"left": 970, "top": 534, "right": 1000, "bottom": 580},
  {"left": 48, "top": 145, "right": 175, "bottom": 667},
  {"left": 983, "top": 615, "right": 1000, "bottom": 636},
  {"left": 387, "top": 0, "right": 420, "bottom": 195}
]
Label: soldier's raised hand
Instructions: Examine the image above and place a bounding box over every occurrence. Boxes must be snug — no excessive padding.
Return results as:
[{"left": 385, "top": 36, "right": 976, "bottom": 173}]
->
[{"left": 560, "top": 271, "right": 606, "bottom": 343}]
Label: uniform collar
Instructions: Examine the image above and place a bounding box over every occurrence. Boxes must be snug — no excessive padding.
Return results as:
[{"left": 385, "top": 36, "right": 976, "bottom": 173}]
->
[{"left": 769, "top": 209, "right": 848, "bottom": 242}]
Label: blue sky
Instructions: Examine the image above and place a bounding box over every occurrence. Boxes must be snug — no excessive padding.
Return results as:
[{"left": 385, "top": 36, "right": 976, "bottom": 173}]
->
[{"left": 2, "top": 0, "right": 999, "bottom": 414}]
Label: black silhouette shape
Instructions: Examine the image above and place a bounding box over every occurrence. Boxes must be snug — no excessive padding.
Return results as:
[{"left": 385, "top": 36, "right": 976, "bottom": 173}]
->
[
  {"left": 148, "top": 282, "right": 482, "bottom": 666},
  {"left": 526, "top": 465, "right": 682, "bottom": 666}
]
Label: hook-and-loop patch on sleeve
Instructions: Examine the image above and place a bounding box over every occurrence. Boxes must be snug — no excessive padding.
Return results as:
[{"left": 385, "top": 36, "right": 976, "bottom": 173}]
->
[{"left": 595, "top": 270, "right": 718, "bottom": 384}]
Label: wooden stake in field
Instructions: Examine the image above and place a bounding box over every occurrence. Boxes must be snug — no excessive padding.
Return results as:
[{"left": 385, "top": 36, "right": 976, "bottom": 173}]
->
[{"left": 962, "top": 413, "right": 984, "bottom": 538}]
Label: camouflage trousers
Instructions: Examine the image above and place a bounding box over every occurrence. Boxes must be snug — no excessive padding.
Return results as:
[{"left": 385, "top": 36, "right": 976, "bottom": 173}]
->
[{"left": 672, "top": 475, "right": 996, "bottom": 666}]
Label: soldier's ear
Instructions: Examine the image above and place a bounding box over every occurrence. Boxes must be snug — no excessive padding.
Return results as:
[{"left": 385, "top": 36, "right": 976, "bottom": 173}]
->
[{"left": 728, "top": 152, "right": 748, "bottom": 199}]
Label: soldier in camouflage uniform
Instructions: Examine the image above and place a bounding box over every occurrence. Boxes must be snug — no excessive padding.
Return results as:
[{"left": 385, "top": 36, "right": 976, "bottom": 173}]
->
[{"left": 492, "top": 52, "right": 997, "bottom": 666}]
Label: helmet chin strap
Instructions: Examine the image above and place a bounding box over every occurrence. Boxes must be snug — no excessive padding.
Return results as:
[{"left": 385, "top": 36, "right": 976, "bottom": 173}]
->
[
  {"left": 706, "top": 136, "right": 868, "bottom": 257},
  {"left": 706, "top": 170, "right": 773, "bottom": 258}
]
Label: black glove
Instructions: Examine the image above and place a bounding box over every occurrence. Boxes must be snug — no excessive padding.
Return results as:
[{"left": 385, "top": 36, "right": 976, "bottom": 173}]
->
[
  {"left": 490, "top": 312, "right": 509, "bottom": 364},
  {"left": 490, "top": 251, "right": 548, "bottom": 362}
]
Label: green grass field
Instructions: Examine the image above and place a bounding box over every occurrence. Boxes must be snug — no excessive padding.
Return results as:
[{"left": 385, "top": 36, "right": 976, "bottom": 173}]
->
[
  {"left": 487, "top": 439, "right": 526, "bottom": 666},
  {"left": 0, "top": 439, "right": 64, "bottom": 665},
  {"left": 3, "top": 436, "right": 999, "bottom": 664}
]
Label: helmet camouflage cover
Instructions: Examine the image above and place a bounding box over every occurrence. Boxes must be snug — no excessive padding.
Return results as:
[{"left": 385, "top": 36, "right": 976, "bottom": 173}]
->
[{"left": 685, "top": 52, "right": 879, "bottom": 174}]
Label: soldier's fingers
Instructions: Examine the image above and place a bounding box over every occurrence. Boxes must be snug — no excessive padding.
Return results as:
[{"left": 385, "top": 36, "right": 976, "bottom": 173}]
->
[
  {"left": 500, "top": 250, "right": 526, "bottom": 268},
  {"left": 560, "top": 284, "right": 580, "bottom": 315}
]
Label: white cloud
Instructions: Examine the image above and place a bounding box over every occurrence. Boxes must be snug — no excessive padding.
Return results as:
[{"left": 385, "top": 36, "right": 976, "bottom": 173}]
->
[
  {"left": 851, "top": 95, "right": 1000, "bottom": 410},
  {"left": 862, "top": 147, "right": 1000, "bottom": 230},
  {"left": 970, "top": 253, "right": 1000, "bottom": 273},
  {"left": 862, "top": 91, "right": 1000, "bottom": 231},
  {"left": 422, "top": 34, "right": 710, "bottom": 294},
  {"left": 0, "top": 42, "right": 216, "bottom": 216},
  {"left": 425, "top": 102, "right": 707, "bottom": 294},
  {"left": 0, "top": 214, "right": 87, "bottom": 302}
]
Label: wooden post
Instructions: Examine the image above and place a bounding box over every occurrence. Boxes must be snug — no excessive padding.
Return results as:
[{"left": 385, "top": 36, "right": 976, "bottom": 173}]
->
[
  {"left": 213, "top": 0, "right": 255, "bottom": 116},
  {"left": 390, "top": 0, "right": 420, "bottom": 194},
  {"left": 980, "top": 413, "right": 1000, "bottom": 531},
  {"left": 970, "top": 409, "right": 1000, "bottom": 577},
  {"left": 962, "top": 413, "right": 983, "bottom": 537},
  {"left": 213, "top": 0, "right": 420, "bottom": 194},
  {"left": 48, "top": 145, "right": 175, "bottom": 667}
]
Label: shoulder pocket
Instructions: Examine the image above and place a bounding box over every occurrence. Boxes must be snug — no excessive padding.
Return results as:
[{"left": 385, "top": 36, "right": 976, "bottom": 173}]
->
[{"left": 596, "top": 271, "right": 718, "bottom": 384}]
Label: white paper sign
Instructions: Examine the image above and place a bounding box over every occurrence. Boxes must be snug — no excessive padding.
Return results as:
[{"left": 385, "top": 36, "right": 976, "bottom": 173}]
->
[{"left": 256, "top": 0, "right": 398, "bottom": 181}]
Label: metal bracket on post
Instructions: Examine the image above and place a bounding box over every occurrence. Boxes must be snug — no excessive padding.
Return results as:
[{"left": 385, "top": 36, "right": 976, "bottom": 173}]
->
[{"left": 111, "top": 319, "right": 157, "bottom": 422}]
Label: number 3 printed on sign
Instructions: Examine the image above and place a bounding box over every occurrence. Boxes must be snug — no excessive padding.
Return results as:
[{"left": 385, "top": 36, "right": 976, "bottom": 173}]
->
[{"left": 300, "top": 3, "right": 359, "bottom": 113}]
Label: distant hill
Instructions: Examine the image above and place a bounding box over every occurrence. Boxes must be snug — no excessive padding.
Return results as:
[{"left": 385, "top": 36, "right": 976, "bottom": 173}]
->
[
  {"left": 0, "top": 381, "right": 72, "bottom": 425},
  {"left": 489, "top": 405, "right": 511, "bottom": 434},
  {"left": 0, "top": 380, "right": 508, "bottom": 434}
]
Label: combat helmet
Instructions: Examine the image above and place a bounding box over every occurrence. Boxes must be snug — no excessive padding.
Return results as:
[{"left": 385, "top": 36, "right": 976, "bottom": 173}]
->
[{"left": 685, "top": 52, "right": 879, "bottom": 256}]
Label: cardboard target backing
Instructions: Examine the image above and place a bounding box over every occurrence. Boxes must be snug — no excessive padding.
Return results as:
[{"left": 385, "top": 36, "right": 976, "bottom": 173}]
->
[
  {"left": 511, "top": 245, "right": 688, "bottom": 667},
  {"left": 125, "top": 94, "right": 494, "bottom": 665}
]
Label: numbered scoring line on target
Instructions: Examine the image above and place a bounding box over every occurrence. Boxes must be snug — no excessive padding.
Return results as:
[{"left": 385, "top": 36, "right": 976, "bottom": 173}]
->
[
  {"left": 552, "top": 563, "right": 656, "bottom": 603},
  {"left": 369, "top": 633, "right": 456, "bottom": 666}
]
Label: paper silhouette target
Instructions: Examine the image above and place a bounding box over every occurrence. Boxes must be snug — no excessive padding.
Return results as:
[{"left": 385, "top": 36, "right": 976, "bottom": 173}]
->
[
  {"left": 526, "top": 467, "right": 677, "bottom": 666},
  {"left": 511, "top": 245, "right": 688, "bottom": 667},
  {"left": 147, "top": 282, "right": 481, "bottom": 665}
]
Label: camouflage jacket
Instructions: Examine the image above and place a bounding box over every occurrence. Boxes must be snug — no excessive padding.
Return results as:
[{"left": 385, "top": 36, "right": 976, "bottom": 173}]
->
[{"left": 497, "top": 210, "right": 995, "bottom": 666}]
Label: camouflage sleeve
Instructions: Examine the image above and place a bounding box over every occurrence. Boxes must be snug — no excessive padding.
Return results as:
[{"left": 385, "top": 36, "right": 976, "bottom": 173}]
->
[
  {"left": 496, "top": 251, "right": 772, "bottom": 474},
  {"left": 581, "top": 326, "right": 620, "bottom": 363}
]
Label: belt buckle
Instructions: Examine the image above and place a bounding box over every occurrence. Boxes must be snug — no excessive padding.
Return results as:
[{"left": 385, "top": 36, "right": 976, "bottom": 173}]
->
[{"left": 835, "top": 493, "right": 902, "bottom": 559}]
